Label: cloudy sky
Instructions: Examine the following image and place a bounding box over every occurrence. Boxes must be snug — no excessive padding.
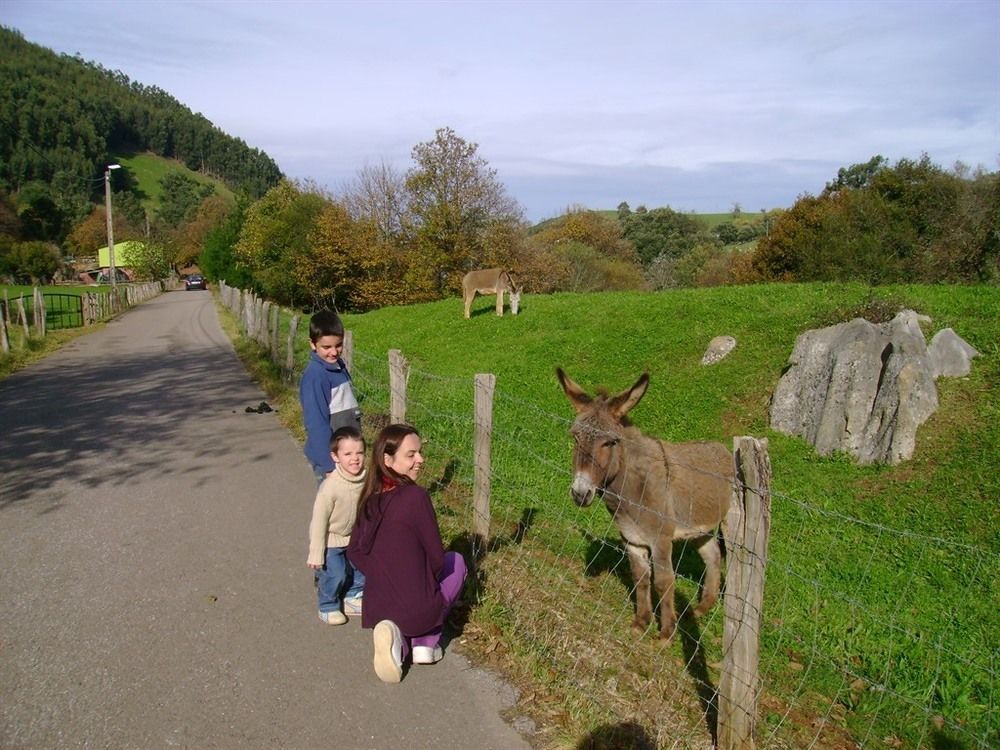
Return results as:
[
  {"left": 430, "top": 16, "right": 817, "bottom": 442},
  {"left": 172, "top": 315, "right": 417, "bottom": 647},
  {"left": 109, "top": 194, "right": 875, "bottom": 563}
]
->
[{"left": 3, "top": 0, "right": 998, "bottom": 222}]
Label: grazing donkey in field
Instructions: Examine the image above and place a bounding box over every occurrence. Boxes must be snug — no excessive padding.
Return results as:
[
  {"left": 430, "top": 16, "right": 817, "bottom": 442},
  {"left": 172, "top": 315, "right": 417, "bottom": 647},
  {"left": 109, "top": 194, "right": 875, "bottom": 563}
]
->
[
  {"left": 556, "top": 368, "right": 734, "bottom": 641},
  {"left": 462, "top": 268, "right": 521, "bottom": 319}
]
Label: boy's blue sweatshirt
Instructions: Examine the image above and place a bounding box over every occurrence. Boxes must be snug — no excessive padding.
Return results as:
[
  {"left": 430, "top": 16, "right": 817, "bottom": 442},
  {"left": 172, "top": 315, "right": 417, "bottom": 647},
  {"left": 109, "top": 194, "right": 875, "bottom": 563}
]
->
[{"left": 299, "top": 352, "right": 361, "bottom": 475}]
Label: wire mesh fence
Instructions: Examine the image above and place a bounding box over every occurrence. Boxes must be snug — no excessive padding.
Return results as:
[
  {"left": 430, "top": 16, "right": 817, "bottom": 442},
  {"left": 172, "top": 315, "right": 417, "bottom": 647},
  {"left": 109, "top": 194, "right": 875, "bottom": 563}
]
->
[
  {"left": 348, "top": 353, "right": 994, "bottom": 749},
  {"left": 219, "top": 285, "right": 995, "bottom": 749}
]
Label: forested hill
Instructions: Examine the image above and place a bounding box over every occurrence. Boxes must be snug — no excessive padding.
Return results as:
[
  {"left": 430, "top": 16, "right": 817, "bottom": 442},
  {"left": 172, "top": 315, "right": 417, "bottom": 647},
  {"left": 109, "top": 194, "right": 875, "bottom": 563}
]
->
[{"left": 0, "top": 26, "right": 283, "bottom": 210}]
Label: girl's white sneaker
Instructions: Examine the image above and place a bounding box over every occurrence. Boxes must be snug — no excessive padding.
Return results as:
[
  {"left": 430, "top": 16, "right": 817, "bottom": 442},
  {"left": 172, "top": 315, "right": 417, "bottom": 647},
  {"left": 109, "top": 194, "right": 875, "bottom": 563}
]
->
[
  {"left": 373, "top": 620, "right": 403, "bottom": 683},
  {"left": 412, "top": 645, "right": 443, "bottom": 664}
]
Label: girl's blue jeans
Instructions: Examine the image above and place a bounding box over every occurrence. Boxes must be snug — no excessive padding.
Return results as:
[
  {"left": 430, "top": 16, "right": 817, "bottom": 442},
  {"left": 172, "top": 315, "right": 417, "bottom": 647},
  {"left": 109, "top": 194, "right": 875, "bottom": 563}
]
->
[{"left": 316, "top": 546, "right": 365, "bottom": 612}]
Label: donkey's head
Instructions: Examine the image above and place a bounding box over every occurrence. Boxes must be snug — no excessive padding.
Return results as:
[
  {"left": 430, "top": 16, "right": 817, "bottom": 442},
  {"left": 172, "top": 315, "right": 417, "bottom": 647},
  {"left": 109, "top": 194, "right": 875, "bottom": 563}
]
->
[
  {"left": 556, "top": 368, "right": 649, "bottom": 506},
  {"left": 509, "top": 287, "right": 522, "bottom": 315}
]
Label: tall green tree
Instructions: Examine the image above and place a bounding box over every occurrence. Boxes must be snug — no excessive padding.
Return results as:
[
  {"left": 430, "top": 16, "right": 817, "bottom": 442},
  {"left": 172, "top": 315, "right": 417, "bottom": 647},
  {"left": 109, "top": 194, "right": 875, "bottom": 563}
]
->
[
  {"left": 752, "top": 155, "right": 994, "bottom": 284},
  {"left": 405, "top": 127, "right": 523, "bottom": 294},
  {"left": 158, "top": 172, "right": 215, "bottom": 226},
  {"left": 233, "top": 180, "right": 328, "bottom": 306},
  {"left": 619, "top": 205, "right": 709, "bottom": 265},
  {"left": 0, "top": 240, "right": 61, "bottom": 283},
  {"left": 201, "top": 195, "right": 251, "bottom": 287}
]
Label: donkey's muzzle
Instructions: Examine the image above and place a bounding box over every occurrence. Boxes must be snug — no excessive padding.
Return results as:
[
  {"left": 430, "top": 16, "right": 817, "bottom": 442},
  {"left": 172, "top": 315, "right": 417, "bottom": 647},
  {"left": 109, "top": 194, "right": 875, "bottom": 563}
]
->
[{"left": 570, "top": 474, "right": 598, "bottom": 507}]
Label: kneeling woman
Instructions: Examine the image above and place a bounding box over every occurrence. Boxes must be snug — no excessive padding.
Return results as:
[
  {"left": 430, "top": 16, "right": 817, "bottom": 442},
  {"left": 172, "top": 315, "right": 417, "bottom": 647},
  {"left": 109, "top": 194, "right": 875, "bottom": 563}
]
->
[{"left": 347, "top": 423, "right": 468, "bottom": 683}]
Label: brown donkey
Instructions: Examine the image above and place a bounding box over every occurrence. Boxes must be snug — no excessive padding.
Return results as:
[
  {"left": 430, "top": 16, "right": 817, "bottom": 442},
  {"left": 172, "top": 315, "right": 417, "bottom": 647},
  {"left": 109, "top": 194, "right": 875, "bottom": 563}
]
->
[
  {"left": 556, "top": 368, "right": 733, "bottom": 640},
  {"left": 462, "top": 268, "right": 521, "bottom": 318}
]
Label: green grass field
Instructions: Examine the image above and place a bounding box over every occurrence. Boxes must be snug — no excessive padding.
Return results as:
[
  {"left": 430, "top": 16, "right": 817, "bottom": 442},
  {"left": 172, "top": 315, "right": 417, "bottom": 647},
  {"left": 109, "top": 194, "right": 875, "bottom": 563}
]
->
[
  {"left": 1, "top": 284, "right": 106, "bottom": 327},
  {"left": 114, "top": 151, "right": 235, "bottom": 214},
  {"left": 0, "top": 285, "right": 115, "bottom": 376},
  {"left": 220, "top": 282, "right": 997, "bottom": 749}
]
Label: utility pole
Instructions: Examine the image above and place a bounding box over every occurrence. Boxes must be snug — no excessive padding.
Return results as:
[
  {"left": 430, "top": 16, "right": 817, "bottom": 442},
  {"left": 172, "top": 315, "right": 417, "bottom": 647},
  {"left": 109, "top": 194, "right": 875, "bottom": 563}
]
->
[{"left": 104, "top": 164, "right": 121, "bottom": 289}]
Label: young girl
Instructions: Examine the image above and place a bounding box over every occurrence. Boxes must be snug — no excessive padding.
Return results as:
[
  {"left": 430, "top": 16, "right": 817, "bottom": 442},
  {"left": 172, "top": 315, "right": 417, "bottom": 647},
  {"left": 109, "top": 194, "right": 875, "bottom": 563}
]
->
[
  {"left": 307, "top": 426, "right": 367, "bottom": 625},
  {"left": 347, "top": 424, "right": 468, "bottom": 683}
]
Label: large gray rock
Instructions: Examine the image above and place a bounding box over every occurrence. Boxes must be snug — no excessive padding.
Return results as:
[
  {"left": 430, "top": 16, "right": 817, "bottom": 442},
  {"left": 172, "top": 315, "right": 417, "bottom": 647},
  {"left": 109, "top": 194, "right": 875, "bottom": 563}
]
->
[
  {"left": 928, "top": 328, "right": 979, "bottom": 378},
  {"left": 770, "top": 310, "right": 943, "bottom": 465}
]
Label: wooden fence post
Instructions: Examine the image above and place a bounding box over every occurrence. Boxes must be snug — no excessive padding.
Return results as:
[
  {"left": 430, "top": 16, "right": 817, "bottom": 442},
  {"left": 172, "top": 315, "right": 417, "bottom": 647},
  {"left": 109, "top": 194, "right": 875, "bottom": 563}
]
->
[
  {"left": 260, "top": 301, "right": 271, "bottom": 346},
  {"left": 40, "top": 291, "right": 47, "bottom": 337},
  {"left": 285, "top": 314, "right": 300, "bottom": 383},
  {"left": 388, "top": 349, "right": 409, "bottom": 423},
  {"left": 472, "top": 373, "right": 496, "bottom": 558},
  {"left": 241, "top": 292, "right": 252, "bottom": 335},
  {"left": 270, "top": 304, "right": 280, "bottom": 361},
  {"left": 718, "top": 436, "right": 771, "bottom": 750},
  {"left": 256, "top": 298, "right": 267, "bottom": 345},
  {"left": 16, "top": 296, "right": 29, "bottom": 339},
  {"left": 343, "top": 330, "right": 353, "bottom": 373},
  {"left": 0, "top": 306, "right": 8, "bottom": 354},
  {"left": 35, "top": 288, "right": 46, "bottom": 337}
]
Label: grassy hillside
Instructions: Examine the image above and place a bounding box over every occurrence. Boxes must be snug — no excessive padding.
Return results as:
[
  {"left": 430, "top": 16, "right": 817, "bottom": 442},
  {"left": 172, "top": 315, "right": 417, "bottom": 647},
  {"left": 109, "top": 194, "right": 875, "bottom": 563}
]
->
[
  {"left": 114, "top": 151, "right": 235, "bottom": 215},
  {"left": 230, "top": 283, "right": 998, "bottom": 749}
]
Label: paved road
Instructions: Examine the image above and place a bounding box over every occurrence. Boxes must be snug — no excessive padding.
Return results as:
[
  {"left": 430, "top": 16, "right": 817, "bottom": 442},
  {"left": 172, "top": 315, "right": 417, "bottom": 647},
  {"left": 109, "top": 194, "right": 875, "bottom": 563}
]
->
[{"left": 0, "top": 291, "right": 531, "bottom": 749}]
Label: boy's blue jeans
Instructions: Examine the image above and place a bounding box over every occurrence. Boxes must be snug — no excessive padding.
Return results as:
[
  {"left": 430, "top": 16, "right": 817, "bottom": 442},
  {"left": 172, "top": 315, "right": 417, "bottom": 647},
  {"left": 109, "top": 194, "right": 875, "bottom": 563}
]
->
[{"left": 316, "top": 546, "right": 365, "bottom": 612}]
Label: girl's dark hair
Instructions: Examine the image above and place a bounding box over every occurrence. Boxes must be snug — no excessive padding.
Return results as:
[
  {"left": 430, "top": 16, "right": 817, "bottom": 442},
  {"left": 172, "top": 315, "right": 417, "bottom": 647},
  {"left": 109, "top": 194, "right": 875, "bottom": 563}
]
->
[
  {"left": 358, "top": 423, "right": 420, "bottom": 518},
  {"left": 330, "top": 425, "right": 364, "bottom": 453}
]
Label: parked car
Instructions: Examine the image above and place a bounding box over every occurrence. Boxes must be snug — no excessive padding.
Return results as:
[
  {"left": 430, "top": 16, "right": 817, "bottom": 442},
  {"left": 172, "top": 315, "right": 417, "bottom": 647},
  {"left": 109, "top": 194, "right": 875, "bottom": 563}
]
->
[{"left": 185, "top": 274, "right": 207, "bottom": 291}]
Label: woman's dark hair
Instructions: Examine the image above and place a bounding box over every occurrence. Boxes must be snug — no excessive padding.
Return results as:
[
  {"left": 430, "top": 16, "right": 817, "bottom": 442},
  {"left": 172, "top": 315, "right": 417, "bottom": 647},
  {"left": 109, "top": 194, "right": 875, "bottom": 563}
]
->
[{"left": 358, "top": 423, "right": 421, "bottom": 519}]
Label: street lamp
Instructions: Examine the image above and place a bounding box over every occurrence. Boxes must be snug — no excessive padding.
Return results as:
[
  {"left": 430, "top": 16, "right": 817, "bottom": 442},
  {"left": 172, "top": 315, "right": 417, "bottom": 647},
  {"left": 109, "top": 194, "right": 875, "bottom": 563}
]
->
[{"left": 104, "top": 164, "right": 121, "bottom": 289}]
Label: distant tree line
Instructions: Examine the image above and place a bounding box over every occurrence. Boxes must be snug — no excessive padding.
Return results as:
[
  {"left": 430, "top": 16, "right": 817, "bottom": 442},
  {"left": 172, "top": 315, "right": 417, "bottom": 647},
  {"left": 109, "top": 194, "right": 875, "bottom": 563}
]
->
[{"left": 200, "top": 137, "right": 998, "bottom": 314}]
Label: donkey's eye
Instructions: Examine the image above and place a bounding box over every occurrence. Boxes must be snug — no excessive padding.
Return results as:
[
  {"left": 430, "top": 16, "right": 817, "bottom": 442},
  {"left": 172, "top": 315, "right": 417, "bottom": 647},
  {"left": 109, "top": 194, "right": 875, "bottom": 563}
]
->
[{"left": 604, "top": 439, "right": 619, "bottom": 448}]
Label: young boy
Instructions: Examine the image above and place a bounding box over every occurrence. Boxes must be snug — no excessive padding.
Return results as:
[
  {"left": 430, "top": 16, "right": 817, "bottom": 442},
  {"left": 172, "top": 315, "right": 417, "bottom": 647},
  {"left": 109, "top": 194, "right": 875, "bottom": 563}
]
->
[
  {"left": 299, "top": 310, "right": 362, "bottom": 482},
  {"left": 307, "top": 426, "right": 367, "bottom": 624}
]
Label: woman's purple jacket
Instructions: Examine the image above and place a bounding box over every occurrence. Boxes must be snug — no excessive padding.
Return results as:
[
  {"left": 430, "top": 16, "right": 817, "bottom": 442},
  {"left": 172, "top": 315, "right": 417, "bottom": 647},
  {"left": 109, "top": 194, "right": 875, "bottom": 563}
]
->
[{"left": 347, "top": 483, "right": 448, "bottom": 636}]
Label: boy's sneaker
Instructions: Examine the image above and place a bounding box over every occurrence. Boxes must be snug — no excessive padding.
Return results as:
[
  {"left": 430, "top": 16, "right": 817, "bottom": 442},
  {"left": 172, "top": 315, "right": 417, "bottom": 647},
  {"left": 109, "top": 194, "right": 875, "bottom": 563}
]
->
[
  {"left": 372, "top": 620, "right": 403, "bottom": 683},
  {"left": 343, "top": 597, "right": 363, "bottom": 615},
  {"left": 318, "top": 610, "right": 347, "bottom": 626},
  {"left": 411, "top": 645, "right": 443, "bottom": 665}
]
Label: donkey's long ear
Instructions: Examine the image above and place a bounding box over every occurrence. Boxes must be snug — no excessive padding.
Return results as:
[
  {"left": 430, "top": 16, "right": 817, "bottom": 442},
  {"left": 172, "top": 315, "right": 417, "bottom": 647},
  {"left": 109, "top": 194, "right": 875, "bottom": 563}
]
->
[
  {"left": 609, "top": 372, "right": 649, "bottom": 418},
  {"left": 556, "top": 368, "right": 592, "bottom": 412}
]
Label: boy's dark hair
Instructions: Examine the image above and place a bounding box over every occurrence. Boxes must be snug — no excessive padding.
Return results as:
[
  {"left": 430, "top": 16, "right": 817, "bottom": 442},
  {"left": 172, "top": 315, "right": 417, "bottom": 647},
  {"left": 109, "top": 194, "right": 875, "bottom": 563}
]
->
[
  {"left": 330, "top": 425, "right": 364, "bottom": 452},
  {"left": 309, "top": 309, "right": 344, "bottom": 342}
]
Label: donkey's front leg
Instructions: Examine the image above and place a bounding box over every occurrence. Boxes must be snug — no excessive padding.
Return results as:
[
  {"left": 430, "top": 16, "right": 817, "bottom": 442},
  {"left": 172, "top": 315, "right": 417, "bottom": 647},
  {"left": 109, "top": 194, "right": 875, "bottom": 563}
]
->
[
  {"left": 650, "top": 539, "right": 677, "bottom": 641},
  {"left": 624, "top": 541, "right": 653, "bottom": 634},
  {"left": 495, "top": 289, "right": 504, "bottom": 316}
]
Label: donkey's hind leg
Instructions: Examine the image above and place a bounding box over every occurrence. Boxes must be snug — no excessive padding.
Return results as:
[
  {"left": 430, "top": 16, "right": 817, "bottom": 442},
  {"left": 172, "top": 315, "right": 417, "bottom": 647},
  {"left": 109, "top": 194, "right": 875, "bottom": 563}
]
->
[
  {"left": 693, "top": 535, "right": 722, "bottom": 616},
  {"left": 624, "top": 540, "right": 654, "bottom": 634},
  {"left": 464, "top": 292, "right": 474, "bottom": 319}
]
